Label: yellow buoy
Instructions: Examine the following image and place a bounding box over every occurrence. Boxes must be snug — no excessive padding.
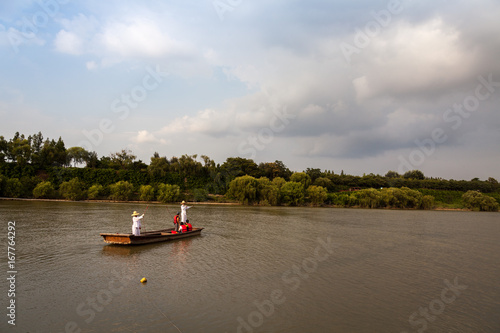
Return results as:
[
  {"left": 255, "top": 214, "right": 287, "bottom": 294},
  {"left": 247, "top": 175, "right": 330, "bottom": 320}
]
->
[{"left": 140, "top": 277, "right": 147, "bottom": 283}]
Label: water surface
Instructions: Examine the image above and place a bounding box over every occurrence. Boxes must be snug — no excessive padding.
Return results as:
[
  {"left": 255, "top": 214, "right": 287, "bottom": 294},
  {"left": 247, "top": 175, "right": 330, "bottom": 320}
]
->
[{"left": 1, "top": 200, "right": 499, "bottom": 332}]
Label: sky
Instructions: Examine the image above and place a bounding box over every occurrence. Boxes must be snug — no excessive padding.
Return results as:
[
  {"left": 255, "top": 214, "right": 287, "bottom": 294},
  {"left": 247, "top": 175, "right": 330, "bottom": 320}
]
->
[{"left": 1, "top": 0, "right": 499, "bottom": 180}]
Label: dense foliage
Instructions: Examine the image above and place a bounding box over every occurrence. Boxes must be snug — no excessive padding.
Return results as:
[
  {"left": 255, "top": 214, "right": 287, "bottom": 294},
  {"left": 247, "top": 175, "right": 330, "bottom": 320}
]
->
[
  {"left": 462, "top": 191, "right": 499, "bottom": 212},
  {"left": 0, "top": 132, "right": 499, "bottom": 210}
]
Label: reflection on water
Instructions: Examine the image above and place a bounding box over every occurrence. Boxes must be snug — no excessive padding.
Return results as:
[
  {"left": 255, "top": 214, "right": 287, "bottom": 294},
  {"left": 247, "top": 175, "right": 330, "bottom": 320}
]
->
[
  {"left": 101, "top": 237, "right": 194, "bottom": 257},
  {"left": 1, "top": 200, "right": 499, "bottom": 333}
]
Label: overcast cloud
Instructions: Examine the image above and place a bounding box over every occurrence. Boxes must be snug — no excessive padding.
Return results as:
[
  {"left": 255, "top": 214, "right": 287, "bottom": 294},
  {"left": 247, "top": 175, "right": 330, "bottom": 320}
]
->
[{"left": 1, "top": 0, "right": 499, "bottom": 179}]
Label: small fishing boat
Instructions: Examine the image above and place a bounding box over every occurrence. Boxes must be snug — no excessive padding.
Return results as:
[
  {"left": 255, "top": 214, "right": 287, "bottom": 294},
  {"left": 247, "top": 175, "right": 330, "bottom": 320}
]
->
[{"left": 100, "top": 227, "right": 204, "bottom": 245}]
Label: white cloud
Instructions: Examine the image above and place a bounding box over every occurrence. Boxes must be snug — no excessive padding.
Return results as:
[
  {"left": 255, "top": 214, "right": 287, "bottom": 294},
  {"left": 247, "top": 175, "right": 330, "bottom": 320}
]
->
[
  {"left": 159, "top": 108, "right": 235, "bottom": 137},
  {"left": 54, "top": 30, "right": 83, "bottom": 54},
  {"left": 53, "top": 13, "right": 195, "bottom": 68},
  {"left": 352, "top": 18, "right": 475, "bottom": 101},
  {"left": 85, "top": 60, "right": 97, "bottom": 70},
  {"left": 98, "top": 19, "right": 192, "bottom": 58},
  {"left": 132, "top": 130, "right": 166, "bottom": 144}
]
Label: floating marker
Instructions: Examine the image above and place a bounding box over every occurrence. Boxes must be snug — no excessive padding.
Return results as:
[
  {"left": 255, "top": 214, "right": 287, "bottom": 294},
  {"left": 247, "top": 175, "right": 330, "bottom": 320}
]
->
[{"left": 140, "top": 277, "right": 147, "bottom": 283}]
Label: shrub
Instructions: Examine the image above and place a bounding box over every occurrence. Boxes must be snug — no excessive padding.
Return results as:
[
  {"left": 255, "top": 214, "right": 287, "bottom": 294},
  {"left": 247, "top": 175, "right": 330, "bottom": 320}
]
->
[
  {"left": 109, "top": 181, "right": 134, "bottom": 201},
  {"left": 5, "top": 178, "right": 23, "bottom": 198},
  {"left": 0, "top": 174, "right": 6, "bottom": 196},
  {"left": 157, "top": 183, "right": 181, "bottom": 203},
  {"left": 33, "top": 181, "right": 56, "bottom": 199},
  {"left": 290, "top": 172, "right": 311, "bottom": 189},
  {"left": 193, "top": 188, "right": 208, "bottom": 202},
  {"left": 281, "top": 181, "right": 305, "bottom": 206},
  {"left": 59, "top": 178, "right": 87, "bottom": 201},
  {"left": 306, "top": 185, "right": 327, "bottom": 206},
  {"left": 139, "top": 185, "right": 155, "bottom": 202},
  {"left": 420, "top": 195, "right": 435, "bottom": 210},
  {"left": 313, "top": 177, "right": 333, "bottom": 190},
  {"left": 257, "top": 177, "right": 280, "bottom": 206},
  {"left": 87, "top": 184, "right": 105, "bottom": 200},
  {"left": 355, "top": 188, "right": 382, "bottom": 208},
  {"left": 462, "top": 190, "right": 499, "bottom": 211},
  {"left": 227, "top": 175, "right": 259, "bottom": 204}
]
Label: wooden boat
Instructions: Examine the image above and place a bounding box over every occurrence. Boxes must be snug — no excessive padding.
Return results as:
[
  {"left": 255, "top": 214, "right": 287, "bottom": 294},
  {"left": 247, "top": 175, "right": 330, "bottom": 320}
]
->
[{"left": 100, "top": 227, "right": 204, "bottom": 245}]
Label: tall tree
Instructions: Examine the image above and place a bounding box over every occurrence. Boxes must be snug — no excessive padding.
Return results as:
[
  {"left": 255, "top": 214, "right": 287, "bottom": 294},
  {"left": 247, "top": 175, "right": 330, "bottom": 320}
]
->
[
  {"left": 109, "top": 149, "right": 136, "bottom": 169},
  {"left": 148, "top": 152, "right": 170, "bottom": 178},
  {"left": 0, "top": 136, "right": 7, "bottom": 163},
  {"left": 7, "top": 132, "right": 32, "bottom": 165},
  {"left": 66, "top": 147, "right": 90, "bottom": 167}
]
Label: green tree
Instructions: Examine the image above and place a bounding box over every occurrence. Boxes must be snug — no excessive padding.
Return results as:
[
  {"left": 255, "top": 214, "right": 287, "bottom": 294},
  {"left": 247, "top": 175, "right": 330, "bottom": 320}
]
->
[
  {"left": 87, "top": 184, "right": 105, "bottom": 200},
  {"left": 0, "top": 136, "right": 8, "bottom": 163},
  {"left": 272, "top": 177, "right": 286, "bottom": 189},
  {"left": 420, "top": 195, "right": 435, "bottom": 210},
  {"left": 257, "top": 177, "right": 280, "bottom": 206},
  {"left": 403, "top": 170, "right": 425, "bottom": 180},
  {"left": 313, "top": 177, "right": 333, "bottom": 190},
  {"left": 7, "top": 132, "right": 32, "bottom": 165},
  {"left": 5, "top": 178, "right": 23, "bottom": 198},
  {"left": 38, "top": 137, "right": 67, "bottom": 168},
  {"left": 66, "top": 147, "right": 90, "bottom": 167},
  {"left": 193, "top": 188, "right": 209, "bottom": 202},
  {"left": 305, "top": 168, "right": 322, "bottom": 183},
  {"left": 0, "top": 174, "right": 6, "bottom": 196},
  {"left": 33, "top": 181, "right": 56, "bottom": 199},
  {"left": 221, "top": 157, "right": 260, "bottom": 179},
  {"left": 109, "top": 149, "right": 136, "bottom": 170},
  {"left": 227, "top": 175, "right": 259, "bottom": 204},
  {"left": 139, "top": 185, "right": 155, "bottom": 202},
  {"left": 306, "top": 185, "right": 327, "bottom": 206},
  {"left": 462, "top": 190, "right": 499, "bottom": 211},
  {"left": 85, "top": 151, "right": 99, "bottom": 168},
  {"left": 148, "top": 152, "right": 170, "bottom": 178},
  {"left": 109, "top": 181, "right": 134, "bottom": 201},
  {"left": 258, "top": 160, "right": 292, "bottom": 180},
  {"left": 290, "top": 172, "right": 311, "bottom": 189},
  {"left": 157, "top": 184, "right": 181, "bottom": 203},
  {"left": 280, "top": 181, "right": 305, "bottom": 206},
  {"left": 59, "top": 178, "right": 86, "bottom": 200},
  {"left": 355, "top": 188, "right": 382, "bottom": 208},
  {"left": 385, "top": 170, "right": 400, "bottom": 178},
  {"left": 30, "top": 132, "right": 44, "bottom": 168}
]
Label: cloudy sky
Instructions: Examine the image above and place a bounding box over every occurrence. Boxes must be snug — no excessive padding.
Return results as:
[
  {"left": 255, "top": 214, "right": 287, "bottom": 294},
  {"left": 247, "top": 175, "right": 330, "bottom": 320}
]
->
[{"left": 1, "top": 0, "right": 499, "bottom": 180}]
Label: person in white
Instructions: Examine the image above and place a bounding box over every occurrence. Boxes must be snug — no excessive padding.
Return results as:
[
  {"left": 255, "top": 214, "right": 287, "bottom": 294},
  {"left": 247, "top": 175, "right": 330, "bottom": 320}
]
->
[
  {"left": 180, "top": 201, "right": 191, "bottom": 223},
  {"left": 131, "top": 211, "right": 144, "bottom": 236}
]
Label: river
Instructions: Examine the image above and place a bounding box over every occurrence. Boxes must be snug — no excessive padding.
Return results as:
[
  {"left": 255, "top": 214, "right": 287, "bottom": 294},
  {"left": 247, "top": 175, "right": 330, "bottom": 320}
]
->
[{"left": 1, "top": 200, "right": 499, "bottom": 333}]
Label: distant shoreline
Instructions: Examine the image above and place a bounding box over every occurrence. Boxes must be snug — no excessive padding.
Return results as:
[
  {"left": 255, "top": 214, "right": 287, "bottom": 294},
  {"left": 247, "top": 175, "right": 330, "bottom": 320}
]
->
[
  {"left": 0, "top": 196, "right": 476, "bottom": 211},
  {"left": 0, "top": 197, "right": 240, "bottom": 206}
]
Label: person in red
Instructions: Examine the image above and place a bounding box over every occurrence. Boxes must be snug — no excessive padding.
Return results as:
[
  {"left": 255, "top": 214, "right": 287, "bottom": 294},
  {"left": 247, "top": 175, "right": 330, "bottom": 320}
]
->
[
  {"left": 173, "top": 212, "right": 180, "bottom": 232},
  {"left": 186, "top": 220, "right": 192, "bottom": 231},
  {"left": 180, "top": 223, "right": 187, "bottom": 233}
]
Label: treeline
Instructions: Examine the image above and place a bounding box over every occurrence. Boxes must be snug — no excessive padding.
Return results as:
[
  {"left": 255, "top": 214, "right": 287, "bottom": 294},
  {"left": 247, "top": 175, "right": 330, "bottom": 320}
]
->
[{"left": 0, "top": 132, "right": 499, "bottom": 211}]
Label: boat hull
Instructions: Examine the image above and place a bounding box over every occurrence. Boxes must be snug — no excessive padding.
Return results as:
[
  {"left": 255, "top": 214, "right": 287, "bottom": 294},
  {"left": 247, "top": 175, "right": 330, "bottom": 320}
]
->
[{"left": 100, "top": 227, "right": 203, "bottom": 245}]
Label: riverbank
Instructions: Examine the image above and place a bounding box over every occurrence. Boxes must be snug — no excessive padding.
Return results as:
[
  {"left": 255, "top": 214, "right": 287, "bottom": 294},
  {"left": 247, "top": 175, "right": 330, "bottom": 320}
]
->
[
  {"left": 0, "top": 197, "right": 240, "bottom": 205},
  {"left": 0, "top": 196, "right": 483, "bottom": 211}
]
